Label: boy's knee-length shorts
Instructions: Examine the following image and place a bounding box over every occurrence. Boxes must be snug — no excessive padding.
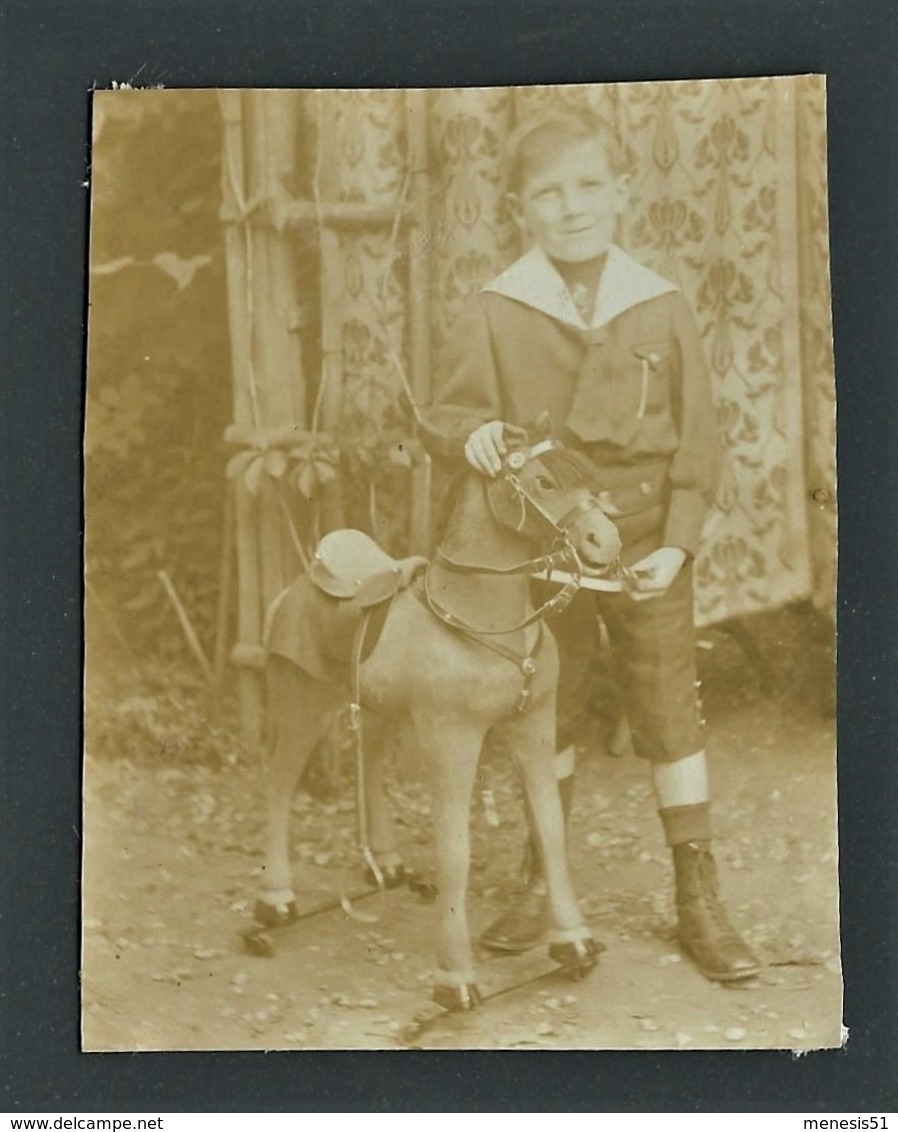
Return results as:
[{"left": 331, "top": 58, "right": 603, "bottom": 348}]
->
[{"left": 542, "top": 465, "right": 704, "bottom": 763}]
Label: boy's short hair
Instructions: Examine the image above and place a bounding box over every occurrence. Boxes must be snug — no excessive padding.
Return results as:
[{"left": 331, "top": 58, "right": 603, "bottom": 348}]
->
[{"left": 505, "top": 107, "right": 628, "bottom": 192}]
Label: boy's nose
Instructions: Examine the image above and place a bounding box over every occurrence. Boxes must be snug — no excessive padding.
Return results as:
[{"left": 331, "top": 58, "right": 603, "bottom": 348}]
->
[{"left": 560, "top": 188, "right": 587, "bottom": 219}]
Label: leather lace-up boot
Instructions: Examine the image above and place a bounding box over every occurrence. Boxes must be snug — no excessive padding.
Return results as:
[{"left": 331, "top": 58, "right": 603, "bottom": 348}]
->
[{"left": 673, "top": 840, "right": 761, "bottom": 982}]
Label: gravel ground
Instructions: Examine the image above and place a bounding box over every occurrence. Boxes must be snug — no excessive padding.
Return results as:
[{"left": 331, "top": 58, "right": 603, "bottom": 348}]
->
[{"left": 81, "top": 602, "right": 841, "bottom": 1051}]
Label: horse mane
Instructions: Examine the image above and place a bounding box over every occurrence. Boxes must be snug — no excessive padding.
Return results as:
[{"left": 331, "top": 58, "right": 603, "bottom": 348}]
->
[{"left": 533, "top": 446, "right": 599, "bottom": 492}]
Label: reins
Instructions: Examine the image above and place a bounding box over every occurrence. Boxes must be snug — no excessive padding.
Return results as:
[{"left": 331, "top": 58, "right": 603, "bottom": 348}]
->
[{"left": 422, "top": 566, "right": 579, "bottom": 638}]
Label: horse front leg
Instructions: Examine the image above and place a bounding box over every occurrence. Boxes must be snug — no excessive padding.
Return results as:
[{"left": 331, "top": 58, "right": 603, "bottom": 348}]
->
[
  {"left": 417, "top": 712, "right": 486, "bottom": 1010},
  {"left": 500, "top": 701, "right": 602, "bottom": 979},
  {"left": 256, "top": 658, "right": 342, "bottom": 927}
]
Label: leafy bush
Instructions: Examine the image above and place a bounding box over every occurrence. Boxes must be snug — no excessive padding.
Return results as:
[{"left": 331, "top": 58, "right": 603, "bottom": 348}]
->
[
  {"left": 85, "top": 662, "right": 244, "bottom": 768},
  {"left": 86, "top": 91, "right": 230, "bottom": 666}
]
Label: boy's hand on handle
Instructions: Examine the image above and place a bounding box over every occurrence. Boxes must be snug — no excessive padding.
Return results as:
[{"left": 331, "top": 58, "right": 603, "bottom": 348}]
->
[
  {"left": 627, "top": 547, "right": 688, "bottom": 601},
  {"left": 464, "top": 420, "right": 508, "bottom": 477}
]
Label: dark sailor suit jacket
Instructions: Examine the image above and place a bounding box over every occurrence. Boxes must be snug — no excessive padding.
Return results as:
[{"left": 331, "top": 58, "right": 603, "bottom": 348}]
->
[{"left": 423, "top": 244, "right": 722, "bottom": 559}]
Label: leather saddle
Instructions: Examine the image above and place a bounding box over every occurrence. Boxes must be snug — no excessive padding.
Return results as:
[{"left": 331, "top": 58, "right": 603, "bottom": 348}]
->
[
  {"left": 308, "top": 529, "right": 428, "bottom": 607},
  {"left": 265, "top": 530, "right": 428, "bottom": 681}
]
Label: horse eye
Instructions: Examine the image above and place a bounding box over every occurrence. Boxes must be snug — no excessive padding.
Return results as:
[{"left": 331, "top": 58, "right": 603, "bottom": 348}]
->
[{"left": 535, "top": 475, "right": 557, "bottom": 493}]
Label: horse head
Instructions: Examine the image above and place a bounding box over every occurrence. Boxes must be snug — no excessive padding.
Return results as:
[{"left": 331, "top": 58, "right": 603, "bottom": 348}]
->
[{"left": 486, "top": 421, "right": 623, "bottom": 576}]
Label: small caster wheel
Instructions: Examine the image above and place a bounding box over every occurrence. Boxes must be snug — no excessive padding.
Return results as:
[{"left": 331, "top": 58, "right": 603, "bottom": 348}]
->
[
  {"left": 432, "top": 973, "right": 483, "bottom": 1012},
  {"left": 240, "top": 928, "right": 275, "bottom": 958},
  {"left": 548, "top": 934, "right": 604, "bottom": 980}
]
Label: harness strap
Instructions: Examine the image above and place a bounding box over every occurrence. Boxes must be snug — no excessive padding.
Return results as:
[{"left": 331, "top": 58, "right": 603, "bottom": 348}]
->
[
  {"left": 469, "top": 625, "right": 543, "bottom": 713},
  {"left": 416, "top": 578, "right": 550, "bottom": 713},
  {"left": 422, "top": 565, "right": 578, "bottom": 638},
  {"left": 555, "top": 494, "right": 607, "bottom": 531},
  {"left": 501, "top": 472, "right": 602, "bottom": 536},
  {"left": 342, "top": 609, "right": 385, "bottom": 912},
  {"left": 434, "top": 545, "right": 571, "bottom": 577}
]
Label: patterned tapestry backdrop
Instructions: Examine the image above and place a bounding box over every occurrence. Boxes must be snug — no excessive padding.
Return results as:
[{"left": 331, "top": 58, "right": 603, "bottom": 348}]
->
[{"left": 221, "top": 78, "right": 835, "bottom": 683}]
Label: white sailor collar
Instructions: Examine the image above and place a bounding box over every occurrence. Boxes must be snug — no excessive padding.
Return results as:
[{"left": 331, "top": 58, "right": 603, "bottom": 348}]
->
[{"left": 482, "top": 243, "right": 678, "bottom": 331}]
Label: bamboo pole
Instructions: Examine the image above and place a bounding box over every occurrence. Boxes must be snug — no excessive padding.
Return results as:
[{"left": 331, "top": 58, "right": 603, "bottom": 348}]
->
[
  {"left": 314, "top": 92, "right": 346, "bottom": 533},
  {"left": 230, "top": 479, "right": 265, "bottom": 740},
  {"left": 406, "top": 88, "right": 433, "bottom": 553},
  {"left": 246, "top": 90, "right": 302, "bottom": 428},
  {"left": 246, "top": 91, "right": 305, "bottom": 617},
  {"left": 218, "top": 90, "right": 265, "bottom": 745},
  {"left": 217, "top": 90, "right": 255, "bottom": 430}
]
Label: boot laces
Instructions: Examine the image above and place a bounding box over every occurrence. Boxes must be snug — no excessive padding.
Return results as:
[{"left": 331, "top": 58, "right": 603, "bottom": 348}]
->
[{"left": 681, "top": 844, "right": 736, "bottom": 937}]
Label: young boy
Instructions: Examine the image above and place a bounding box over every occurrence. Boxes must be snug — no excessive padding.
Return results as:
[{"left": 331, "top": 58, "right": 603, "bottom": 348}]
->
[{"left": 423, "top": 107, "right": 759, "bottom": 982}]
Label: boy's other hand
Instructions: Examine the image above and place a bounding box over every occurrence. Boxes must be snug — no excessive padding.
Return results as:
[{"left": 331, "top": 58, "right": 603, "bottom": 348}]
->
[
  {"left": 464, "top": 420, "right": 508, "bottom": 477},
  {"left": 627, "top": 547, "right": 687, "bottom": 601}
]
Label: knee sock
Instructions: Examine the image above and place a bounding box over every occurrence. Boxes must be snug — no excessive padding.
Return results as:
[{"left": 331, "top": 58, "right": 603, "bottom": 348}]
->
[{"left": 659, "top": 802, "right": 713, "bottom": 847}]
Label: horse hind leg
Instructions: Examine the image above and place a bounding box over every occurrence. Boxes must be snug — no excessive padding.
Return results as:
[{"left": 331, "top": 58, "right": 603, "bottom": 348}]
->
[{"left": 255, "top": 656, "right": 344, "bottom": 927}]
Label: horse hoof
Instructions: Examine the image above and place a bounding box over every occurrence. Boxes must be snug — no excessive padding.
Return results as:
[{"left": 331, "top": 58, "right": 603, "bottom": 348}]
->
[
  {"left": 252, "top": 898, "right": 299, "bottom": 928},
  {"left": 548, "top": 935, "right": 605, "bottom": 980},
  {"left": 363, "top": 862, "right": 408, "bottom": 890},
  {"left": 432, "top": 982, "right": 483, "bottom": 1012}
]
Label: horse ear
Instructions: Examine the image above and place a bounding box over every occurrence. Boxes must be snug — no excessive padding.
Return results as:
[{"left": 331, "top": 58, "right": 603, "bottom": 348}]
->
[
  {"left": 503, "top": 423, "right": 529, "bottom": 453},
  {"left": 534, "top": 411, "right": 554, "bottom": 440}
]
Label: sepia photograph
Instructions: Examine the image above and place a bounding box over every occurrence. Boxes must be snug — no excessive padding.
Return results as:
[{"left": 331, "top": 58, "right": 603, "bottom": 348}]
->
[{"left": 82, "top": 76, "right": 840, "bottom": 1052}]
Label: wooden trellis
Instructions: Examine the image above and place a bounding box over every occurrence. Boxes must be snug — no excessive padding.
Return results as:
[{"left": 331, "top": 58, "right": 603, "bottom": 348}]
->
[
  {"left": 218, "top": 89, "right": 434, "bottom": 744},
  {"left": 219, "top": 81, "right": 836, "bottom": 747}
]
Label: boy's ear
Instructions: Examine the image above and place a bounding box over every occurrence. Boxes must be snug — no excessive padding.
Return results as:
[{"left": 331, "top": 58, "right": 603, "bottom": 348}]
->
[{"left": 613, "top": 172, "right": 631, "bottom": 214}]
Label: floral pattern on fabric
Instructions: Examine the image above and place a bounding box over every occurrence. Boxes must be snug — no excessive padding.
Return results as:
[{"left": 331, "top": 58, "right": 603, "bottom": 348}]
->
[{"left": 295, "top": 79, "right": 834, "bottom": 625}]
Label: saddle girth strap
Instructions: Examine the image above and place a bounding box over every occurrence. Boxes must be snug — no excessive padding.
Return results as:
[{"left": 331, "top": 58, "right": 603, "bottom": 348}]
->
[{"left": 347, "top": 609, "right": 384, "bottom": 890}]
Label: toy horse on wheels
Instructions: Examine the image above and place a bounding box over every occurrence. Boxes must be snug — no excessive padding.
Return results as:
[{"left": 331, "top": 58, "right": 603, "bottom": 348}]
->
[{"left": 256, "top": 423, "right": 622, "bottom": 1010}]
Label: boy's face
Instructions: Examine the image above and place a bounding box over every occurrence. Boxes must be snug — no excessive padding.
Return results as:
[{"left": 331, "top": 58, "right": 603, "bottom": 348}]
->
[{"left": 508, "top": 138, "right": 628, "bottom": 263}]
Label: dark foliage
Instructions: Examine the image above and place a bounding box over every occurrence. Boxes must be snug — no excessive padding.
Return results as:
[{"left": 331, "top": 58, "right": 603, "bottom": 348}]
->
[{"left": 86, "top": 92, "right": 231, "bottom": 669}]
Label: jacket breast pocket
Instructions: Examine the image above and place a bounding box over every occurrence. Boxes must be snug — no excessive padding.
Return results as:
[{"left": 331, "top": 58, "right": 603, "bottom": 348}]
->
[{"left": 629, "top": 341, "right": 672, "bottom": 418}]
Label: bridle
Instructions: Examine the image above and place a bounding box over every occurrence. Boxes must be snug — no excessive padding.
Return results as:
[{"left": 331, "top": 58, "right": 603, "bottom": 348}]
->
[{"left": 423, "top": 440, "right": 609, "bottom": 641}]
